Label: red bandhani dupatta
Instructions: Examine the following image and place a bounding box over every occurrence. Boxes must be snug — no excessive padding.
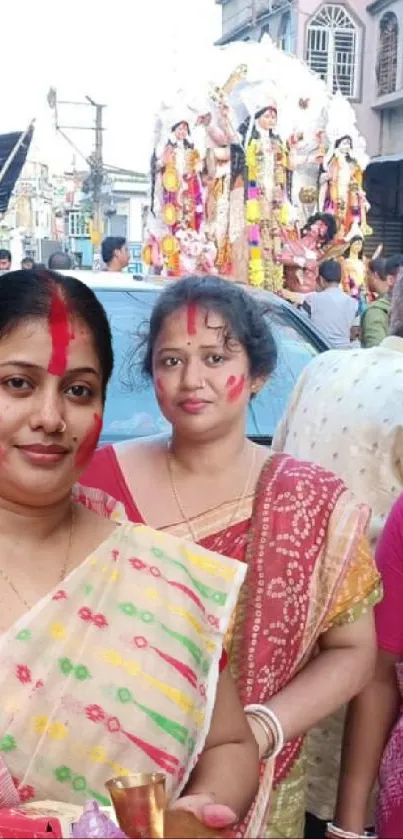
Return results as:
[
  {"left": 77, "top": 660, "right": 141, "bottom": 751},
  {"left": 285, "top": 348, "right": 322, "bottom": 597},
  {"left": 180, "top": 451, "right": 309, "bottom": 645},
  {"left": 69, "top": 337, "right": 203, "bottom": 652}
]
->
[{"left": 232, "top": 454, "right": 370, "bottom": 837}]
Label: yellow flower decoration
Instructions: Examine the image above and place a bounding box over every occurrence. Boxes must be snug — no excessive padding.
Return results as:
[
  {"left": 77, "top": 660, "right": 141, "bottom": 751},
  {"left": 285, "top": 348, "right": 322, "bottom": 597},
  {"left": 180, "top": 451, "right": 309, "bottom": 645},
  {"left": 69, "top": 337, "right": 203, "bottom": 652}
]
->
[
  {"left": 49, "top": 722, "right": 67, "bottom": 741},
  {"left": 142, "top": 244, "right": 154, "bottom": 266},
  {"left": 33, "top": 715, "right": 49, "bottom": 734},
  {"left": 101, "top": 649, "right": 124, "bottom": 667},
  {"left": 163, "top": 203, "right": 177, "bottom": 226},
  {"left": 162, "top": 165, "right": 180, "bottom": 193},
  {"left": 246, "top": 199, "right": 260, "bottom": 224},
  {"left": 90, "top": 746, "right": 107, "bottom": 764},
  {"left": 49, "top": 622, "right": 66, "bottom": 641},
  {"left": 161, "top": 235, "right": 179, "bottom": 257}
]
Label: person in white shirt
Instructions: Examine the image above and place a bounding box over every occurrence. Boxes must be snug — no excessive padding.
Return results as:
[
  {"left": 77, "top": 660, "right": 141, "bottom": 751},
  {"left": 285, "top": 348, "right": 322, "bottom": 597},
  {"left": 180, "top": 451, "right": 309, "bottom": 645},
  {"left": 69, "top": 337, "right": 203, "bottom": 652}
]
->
[
  {"left": 302, "top": 259, "right": 359, "bottom": 349},
  {"left": 272, "top": 268, "right": 403, "bottom": 839}
]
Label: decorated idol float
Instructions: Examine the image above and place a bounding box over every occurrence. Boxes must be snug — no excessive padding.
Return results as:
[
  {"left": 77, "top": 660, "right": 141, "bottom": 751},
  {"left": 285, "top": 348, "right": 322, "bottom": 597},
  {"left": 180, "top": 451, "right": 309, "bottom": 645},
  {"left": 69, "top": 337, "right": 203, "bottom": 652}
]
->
[{"left": 143, "top": 37, "right": 371, "bottom": 296}]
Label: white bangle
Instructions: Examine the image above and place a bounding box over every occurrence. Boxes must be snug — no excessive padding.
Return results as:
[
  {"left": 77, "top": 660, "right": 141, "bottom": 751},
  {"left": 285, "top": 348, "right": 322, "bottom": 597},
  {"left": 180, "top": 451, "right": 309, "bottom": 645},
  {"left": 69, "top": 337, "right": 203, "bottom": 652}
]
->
[
  {"left": 244, "top": 704, "right": 284, "bottom": 759},
  {"left": 326, "top": 823, "right": 377, "bottom": 839}
]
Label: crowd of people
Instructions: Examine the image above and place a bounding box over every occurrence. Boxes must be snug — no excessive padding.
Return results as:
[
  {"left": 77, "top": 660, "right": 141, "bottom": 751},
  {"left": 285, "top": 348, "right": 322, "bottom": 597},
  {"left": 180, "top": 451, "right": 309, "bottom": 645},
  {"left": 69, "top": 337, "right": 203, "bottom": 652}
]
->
[
  {"left": 294, "top": 251, "right": 403, "bottom": 353},
  {"left": 0, "top": 249, "right": 401, "bottom": 838}
]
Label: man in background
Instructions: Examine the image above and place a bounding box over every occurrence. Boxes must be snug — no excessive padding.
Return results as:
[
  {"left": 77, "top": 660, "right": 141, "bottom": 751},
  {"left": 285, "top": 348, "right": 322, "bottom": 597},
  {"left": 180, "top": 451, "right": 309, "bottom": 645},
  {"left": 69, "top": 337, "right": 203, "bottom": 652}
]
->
[
  {"left": 21, "top": 257, "right": 35, "bottom": 270},
  {"left": 101, "top": 236, "right": 129, "bottom": 272},
  {"left": 361, "top": 257, "right": 390, "bottom": 348},
  {"left": 273, "top": 268, "right": 403, "bottom": 839},
  {"left": 0, "top": 249, "right": 12, "bottom": 274},
  {"left": 302, "top": 259, "right": 359, "bottom": 349},
  {"left": 48, "top": 251, "right": 73, "bottom": 271}
]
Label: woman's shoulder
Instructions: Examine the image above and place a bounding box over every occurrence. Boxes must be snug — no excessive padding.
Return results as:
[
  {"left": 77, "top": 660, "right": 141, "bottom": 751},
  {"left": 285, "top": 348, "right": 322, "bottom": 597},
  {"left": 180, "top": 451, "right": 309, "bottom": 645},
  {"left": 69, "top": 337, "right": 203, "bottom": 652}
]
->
[
  {"left": 264, "top": 452, "right": 348, "bottom": 495},
  {"left": 115, "top": 434, "right": 170, "bottom": 463}
]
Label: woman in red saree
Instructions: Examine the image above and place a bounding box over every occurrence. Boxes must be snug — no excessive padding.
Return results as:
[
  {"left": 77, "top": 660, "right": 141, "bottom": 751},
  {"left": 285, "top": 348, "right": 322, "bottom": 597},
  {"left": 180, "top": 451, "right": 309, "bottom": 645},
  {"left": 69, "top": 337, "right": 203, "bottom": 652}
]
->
[{"left": 81, "top": 275, "right": 381, "bottom": 838}]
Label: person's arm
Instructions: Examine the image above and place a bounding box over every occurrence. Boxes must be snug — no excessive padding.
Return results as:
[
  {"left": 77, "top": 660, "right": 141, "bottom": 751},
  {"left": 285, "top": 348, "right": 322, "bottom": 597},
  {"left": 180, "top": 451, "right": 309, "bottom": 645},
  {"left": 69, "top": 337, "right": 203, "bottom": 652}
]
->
[
  {"left": 334, "top": 650, "right": 399, "bottom": 834},
  {"left": 172, "top": 666, "right": 259, "bottom": 828},
  {"left": 247, "top": 611, "right": 377, "bottom": 759},
  {"left": 361, "top": 305, "right": 388, "bottom": 348},
  {"left": 334, "top": 496, "right": 403, "bottom": 834}
]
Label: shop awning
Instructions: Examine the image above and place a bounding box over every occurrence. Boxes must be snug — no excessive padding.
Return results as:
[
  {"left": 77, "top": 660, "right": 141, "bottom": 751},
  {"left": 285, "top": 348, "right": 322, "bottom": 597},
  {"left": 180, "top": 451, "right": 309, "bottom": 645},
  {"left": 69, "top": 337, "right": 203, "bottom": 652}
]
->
[{"left": 0, "top": 122, "right": 34, "bottom": 214}]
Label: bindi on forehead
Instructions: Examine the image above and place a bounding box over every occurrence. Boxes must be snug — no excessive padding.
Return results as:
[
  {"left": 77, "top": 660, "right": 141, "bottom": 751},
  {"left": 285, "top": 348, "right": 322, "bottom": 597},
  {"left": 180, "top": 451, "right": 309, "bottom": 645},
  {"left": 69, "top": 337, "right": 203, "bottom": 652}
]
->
[{"left": 47, "top": 287, "right": 72, "bottom": 377}]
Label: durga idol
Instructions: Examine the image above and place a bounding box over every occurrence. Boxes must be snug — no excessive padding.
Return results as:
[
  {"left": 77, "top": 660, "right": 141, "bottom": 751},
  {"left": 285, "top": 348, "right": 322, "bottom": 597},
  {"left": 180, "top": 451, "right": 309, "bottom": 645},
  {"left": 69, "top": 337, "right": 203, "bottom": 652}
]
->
[
  {"left": 319, "top": 135, "right": 371, "bottom": 237},
  {"left": 143, "top": 116, "right": 204, "bottom": 277},
  {"left": 239, "top": 96, "right": 301, "bottom": 292}
]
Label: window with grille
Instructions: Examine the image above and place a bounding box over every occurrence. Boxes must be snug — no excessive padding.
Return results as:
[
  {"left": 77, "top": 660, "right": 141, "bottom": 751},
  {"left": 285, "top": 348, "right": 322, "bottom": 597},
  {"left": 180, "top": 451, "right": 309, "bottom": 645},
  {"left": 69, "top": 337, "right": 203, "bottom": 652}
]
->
[
  {"left": 377, "top": 12, "right": 398, "bottom": 96},
  {"left": 306, "top": 4, "right": 359, "bottom": 98},
  {"left": 68, "top": 211, "right": 90, "bottom": 237}
]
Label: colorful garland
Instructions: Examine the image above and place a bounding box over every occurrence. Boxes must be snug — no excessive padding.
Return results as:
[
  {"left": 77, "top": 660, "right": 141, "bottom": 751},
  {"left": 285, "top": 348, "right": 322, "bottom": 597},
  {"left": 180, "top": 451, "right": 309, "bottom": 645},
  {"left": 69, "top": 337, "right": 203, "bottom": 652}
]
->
[{"left": 246, "top": 140, "right": 265, "bottom": 287}]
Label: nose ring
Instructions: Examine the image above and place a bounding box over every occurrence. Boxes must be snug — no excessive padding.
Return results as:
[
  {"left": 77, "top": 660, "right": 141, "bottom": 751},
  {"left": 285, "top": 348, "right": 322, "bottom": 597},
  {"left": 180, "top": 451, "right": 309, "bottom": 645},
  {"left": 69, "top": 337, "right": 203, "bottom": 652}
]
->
[{"left": 58, "top": 421, "right": 67, "bottom": 434}]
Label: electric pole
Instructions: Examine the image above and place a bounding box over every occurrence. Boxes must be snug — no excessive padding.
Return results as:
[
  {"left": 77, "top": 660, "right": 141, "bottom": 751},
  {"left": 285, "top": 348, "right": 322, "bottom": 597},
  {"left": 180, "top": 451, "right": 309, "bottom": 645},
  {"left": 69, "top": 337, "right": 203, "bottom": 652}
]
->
[
  {"left": 86, "top": 96, "right": 105, "bottom": 269},
  {"left": 47, "top": 89, "right": 105, "bottom": 269}
]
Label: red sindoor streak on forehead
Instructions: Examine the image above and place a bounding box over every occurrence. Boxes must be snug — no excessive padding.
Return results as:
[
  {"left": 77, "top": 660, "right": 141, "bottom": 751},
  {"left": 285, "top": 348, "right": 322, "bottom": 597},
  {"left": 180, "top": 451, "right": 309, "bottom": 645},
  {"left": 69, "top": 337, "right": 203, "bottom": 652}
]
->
[
  {"left": 186, "top": 302, "right": 197, "bottom": 336},
  {"left": 48, "top": 287, "right": 71, "bottom": 376},
  {"left": 75, "top": 413, "right": 103, "bottom": 469},
  {"left": 227, "top": 375, "right": 246, "bottom": 402}
]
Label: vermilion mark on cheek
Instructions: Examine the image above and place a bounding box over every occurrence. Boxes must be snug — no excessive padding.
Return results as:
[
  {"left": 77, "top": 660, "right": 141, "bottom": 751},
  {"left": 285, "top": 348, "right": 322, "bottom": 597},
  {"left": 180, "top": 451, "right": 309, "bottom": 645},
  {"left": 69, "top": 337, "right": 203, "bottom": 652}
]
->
[
  {"left": 47, "top": 287, "right": 71, "bottom": 376},
  {"left": 186, "top": 302, "right": 197, "bottom": 336},
  {"left": 75, "top": 413, "right": 103, "bottom": 468},
  {"left": 155, "top": 377, "right": 165, "bottom": 401},
  {"left": 227, "top": 374, "right": 246, "bottom": 402}
]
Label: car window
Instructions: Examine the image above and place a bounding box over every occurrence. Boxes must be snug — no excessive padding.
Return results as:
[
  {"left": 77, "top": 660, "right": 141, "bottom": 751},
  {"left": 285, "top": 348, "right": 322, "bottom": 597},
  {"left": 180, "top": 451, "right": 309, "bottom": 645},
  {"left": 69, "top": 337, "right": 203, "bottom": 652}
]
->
[
  {"left": 248, "top": 309, "right": 319, "bottom": 438},
  {"left": 95, "top": 289, "right": 320, "bottom": 443}
]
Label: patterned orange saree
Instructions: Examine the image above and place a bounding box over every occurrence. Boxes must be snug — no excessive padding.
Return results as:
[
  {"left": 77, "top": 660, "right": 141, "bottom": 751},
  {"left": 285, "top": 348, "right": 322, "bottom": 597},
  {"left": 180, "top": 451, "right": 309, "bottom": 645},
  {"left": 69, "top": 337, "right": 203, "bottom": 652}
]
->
[
  {"left": 0, "top": 523, "right": 246, "bottom": 811},
  {"left": 231, "top": 455, "right": 379, "bottom": 838}
]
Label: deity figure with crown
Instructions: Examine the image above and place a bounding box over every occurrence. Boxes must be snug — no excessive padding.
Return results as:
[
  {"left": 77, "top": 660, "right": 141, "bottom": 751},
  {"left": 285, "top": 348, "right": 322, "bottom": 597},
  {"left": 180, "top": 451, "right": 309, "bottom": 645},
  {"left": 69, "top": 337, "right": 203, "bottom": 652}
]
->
[
  {"left": 235, "top": 90, "right": 301, "bottom": 291},
  {"left": 196, "top": 66, "right": 248, "bottom": 279},
  {"left": 143, "top": 106, "right": 206, "bottom": 277},
  {"left": 319, "top": 93, "right": 371, "bottom": 238}
]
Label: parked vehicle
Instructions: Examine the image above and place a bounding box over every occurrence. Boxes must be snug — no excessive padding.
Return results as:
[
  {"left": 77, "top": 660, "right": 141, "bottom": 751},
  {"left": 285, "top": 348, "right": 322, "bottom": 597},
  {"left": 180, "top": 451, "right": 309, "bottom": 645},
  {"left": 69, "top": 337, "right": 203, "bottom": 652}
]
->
[{"left": 68, "top": 272, "right": 330, "bottom": 445}]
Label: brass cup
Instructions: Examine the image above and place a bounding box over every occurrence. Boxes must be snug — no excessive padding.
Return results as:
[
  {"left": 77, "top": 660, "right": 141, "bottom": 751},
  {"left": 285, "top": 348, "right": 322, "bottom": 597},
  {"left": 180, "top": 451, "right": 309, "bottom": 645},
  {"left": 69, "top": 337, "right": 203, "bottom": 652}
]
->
[{"left": 106, "top": 773, "right": 166, "bottom": 839}]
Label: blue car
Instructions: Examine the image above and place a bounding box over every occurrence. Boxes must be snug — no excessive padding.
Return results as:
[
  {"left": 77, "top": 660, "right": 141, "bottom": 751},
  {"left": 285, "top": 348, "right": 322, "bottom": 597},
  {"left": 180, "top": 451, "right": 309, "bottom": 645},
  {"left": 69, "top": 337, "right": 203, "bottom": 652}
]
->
[{"left": 70, "top": 273, "right": 330, "bottom": 446}]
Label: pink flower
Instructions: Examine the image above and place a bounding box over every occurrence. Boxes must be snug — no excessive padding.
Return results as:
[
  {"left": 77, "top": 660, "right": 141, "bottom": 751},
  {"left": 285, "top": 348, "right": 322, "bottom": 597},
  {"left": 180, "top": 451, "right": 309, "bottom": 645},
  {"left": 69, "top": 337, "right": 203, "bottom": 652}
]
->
[
  {"left": 86, "top": 704, "right": 106, "bottom": 724},
  {"left": 78, "top": 606, "right": 93, "bottom": 623},
  {"left": 92, "top": 613, "right": 108, "bottom": 630},
  {"left": 16, "top": 664, "right": 32, "bottom": 685},
  {"left": 53, "top": 590, "right": 68, "bottom": 601},
  {"left": 18, "top": 785, "right": 35, "bottom": 803},
  {"left": 130, "top": 558, "right": 147, "bottom": 571},
  {"left": 107, "top": 716, "right": 121, "bottom": 733}
]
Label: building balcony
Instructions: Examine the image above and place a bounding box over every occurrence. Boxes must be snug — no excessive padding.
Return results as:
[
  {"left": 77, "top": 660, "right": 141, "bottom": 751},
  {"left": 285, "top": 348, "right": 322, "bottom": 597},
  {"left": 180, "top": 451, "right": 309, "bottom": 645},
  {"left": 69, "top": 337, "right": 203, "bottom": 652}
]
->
[{"left": 372, "top": 88, "right": 403, "bottom": 110}]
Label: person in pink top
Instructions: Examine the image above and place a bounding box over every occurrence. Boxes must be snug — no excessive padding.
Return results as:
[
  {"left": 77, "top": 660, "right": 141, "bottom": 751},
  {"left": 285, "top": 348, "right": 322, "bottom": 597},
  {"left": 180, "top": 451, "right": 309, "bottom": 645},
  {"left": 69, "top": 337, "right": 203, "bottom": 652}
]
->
[{"left": 333, "top": 492, "right": 403, "bottom": 839}]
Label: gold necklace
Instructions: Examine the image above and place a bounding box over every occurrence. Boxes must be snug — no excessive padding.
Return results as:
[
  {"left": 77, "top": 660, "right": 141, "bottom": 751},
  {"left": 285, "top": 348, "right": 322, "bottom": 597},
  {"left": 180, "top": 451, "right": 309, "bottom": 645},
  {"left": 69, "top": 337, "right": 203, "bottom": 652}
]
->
[
  {"left": 0, "top": 503, "right": 76, "bottom": 610},
  {"left": 167, "top": 443, "right": 257, "bottom": 543}
]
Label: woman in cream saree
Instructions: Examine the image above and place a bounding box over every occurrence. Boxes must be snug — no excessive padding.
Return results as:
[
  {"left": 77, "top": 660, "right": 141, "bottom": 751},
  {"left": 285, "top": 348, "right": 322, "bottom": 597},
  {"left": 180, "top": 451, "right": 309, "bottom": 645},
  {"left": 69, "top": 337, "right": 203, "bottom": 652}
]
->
[{"left": 0, "top": 268, "right": 259, "bottom": 833}]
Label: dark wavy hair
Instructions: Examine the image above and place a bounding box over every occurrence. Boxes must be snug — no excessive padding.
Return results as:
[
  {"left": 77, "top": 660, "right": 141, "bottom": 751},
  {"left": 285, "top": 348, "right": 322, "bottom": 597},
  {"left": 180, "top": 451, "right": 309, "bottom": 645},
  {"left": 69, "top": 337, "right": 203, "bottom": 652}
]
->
[
  {"left": 140, "top": 274, "right": 277, "bottom": 382},
  {"left": 302, "top": 212, "right": 337, "bottom": 245},
  {"left": 0, "top": 269, "right": 113, "bottom": 400}
]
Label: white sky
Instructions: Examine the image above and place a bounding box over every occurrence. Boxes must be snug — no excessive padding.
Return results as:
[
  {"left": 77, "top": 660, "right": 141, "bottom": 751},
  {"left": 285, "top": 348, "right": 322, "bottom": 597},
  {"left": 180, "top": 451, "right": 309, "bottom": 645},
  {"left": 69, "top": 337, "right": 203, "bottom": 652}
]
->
[{"left": 3, "top": 0, "right": 221, "bottom": 174}]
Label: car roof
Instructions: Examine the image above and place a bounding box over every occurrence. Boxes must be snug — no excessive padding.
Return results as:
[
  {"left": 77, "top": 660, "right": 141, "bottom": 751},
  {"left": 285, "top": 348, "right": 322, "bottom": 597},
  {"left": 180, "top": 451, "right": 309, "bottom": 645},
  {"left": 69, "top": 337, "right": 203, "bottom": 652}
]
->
[
  {"left": 67, "top": 271, "right": 329, "bottom": 350},
  {"left": 66, "top": 270, "right": 165, "bottom": 292}
]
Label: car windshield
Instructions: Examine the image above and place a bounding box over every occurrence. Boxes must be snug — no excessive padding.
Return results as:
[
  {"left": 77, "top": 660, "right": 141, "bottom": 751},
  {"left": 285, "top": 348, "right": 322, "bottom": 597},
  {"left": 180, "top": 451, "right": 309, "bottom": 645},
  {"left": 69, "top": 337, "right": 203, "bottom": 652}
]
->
[{"left": 95, "top": 288, "right": 319, "bottom": 443}]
